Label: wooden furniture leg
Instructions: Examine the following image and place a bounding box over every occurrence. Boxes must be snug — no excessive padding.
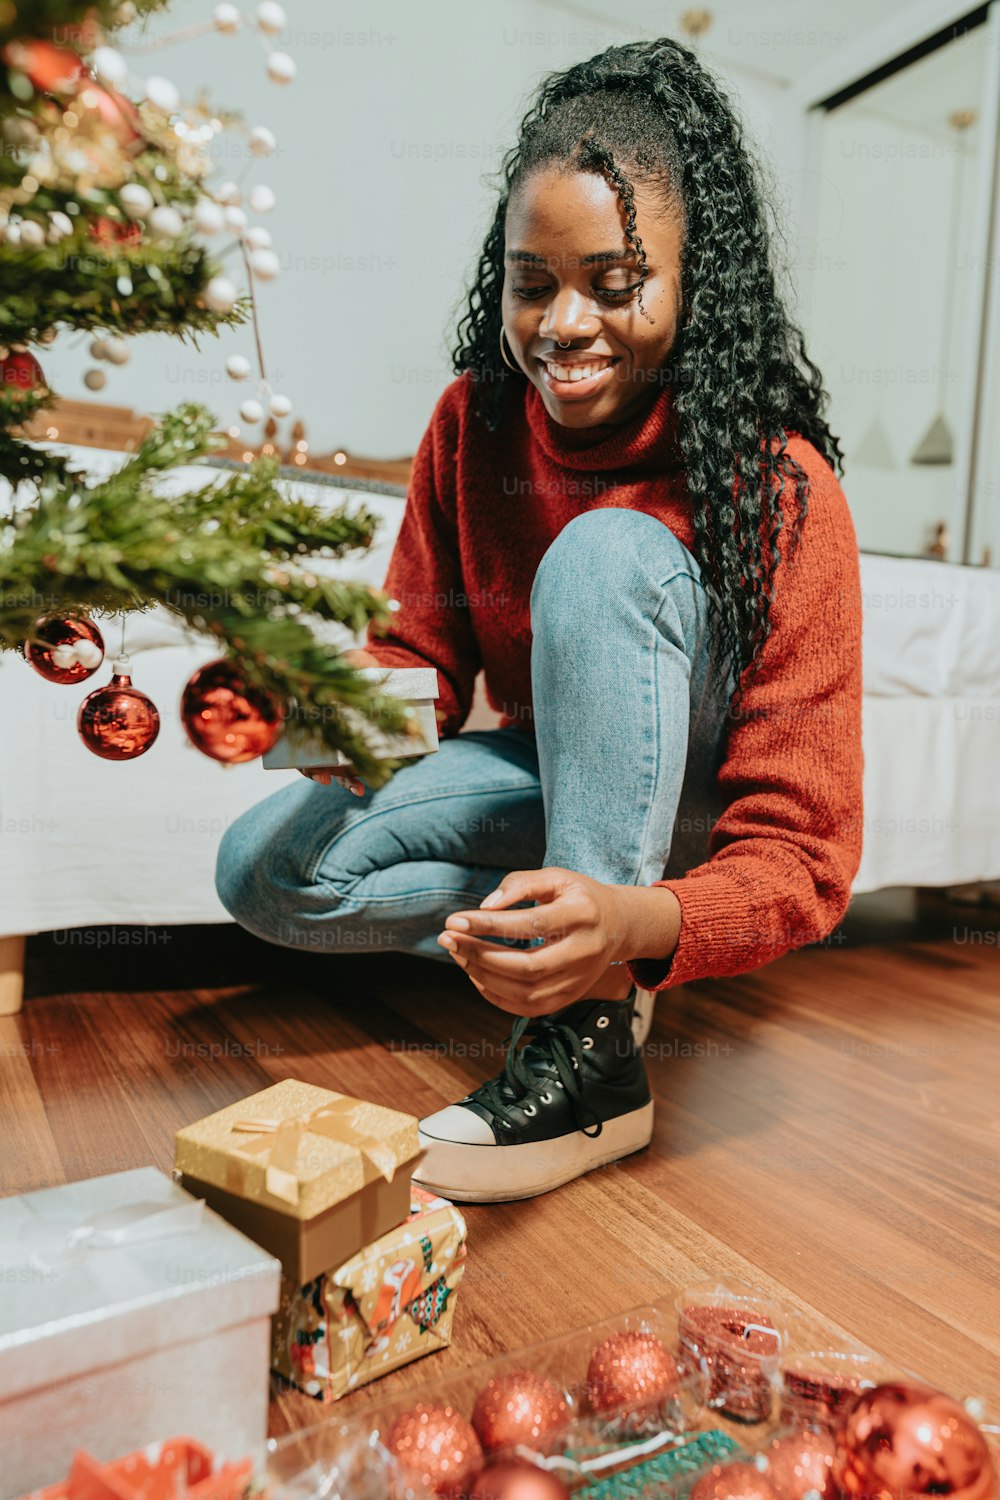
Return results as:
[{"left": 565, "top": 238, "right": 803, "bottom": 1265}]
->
[{"left": 0, "top": 934, "right": 26, "bottom": 1016}]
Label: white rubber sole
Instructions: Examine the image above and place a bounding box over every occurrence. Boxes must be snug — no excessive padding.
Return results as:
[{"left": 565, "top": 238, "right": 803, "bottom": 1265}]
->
[{"left": 412, "top": 1100, "right": 655, "bottom": 1203}]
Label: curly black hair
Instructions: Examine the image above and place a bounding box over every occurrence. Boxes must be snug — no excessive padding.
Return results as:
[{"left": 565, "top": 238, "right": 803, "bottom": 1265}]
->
[{"left": 452, "top": 36, "right": 844, "bottom": 710}]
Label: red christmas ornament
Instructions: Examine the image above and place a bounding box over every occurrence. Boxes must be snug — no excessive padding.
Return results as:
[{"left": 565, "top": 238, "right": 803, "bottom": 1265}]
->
[
  {"left": 586, "top": 1330, "right": 681, "bottom": 1428},
  {"left": 678, "top": 1304, "right": 781, "bottom": 1421},
  {"left": 834, "top": 1383, "right": 998, "bottom": 1500},
  {"left": 77, "top": 656, "right": 160, "bottom": 760},
  {"left": 180, "top": 658, "right": 282, "bottom": 763},
  {"left": 1, "top": 351, "right": 46, "bottom": 398},
  {"left": 89, "top": 216, "right": 144, "bottom": 249},
  {"left": 760, "top": 1428, "right": 836, "bottom": 1500},
  {"left": 76, "top": 79, "right": 145, "bottom": 153},
  {"left": 25, "top": 614, "right": 104, "bottom": 684},
  {"left": 780, "top": 1362, "right": 871, "bottom": 1432},
  {"left": 384, "top": 1403, "right": 484, "bottom": 1500},
  {"left": 690, "top": 1461, "right": 779, "bottom": 1500},
  {"left": 471, "top": 1369, "right": 571, "bottom": 1455},
  {"left": 0, "top": 38, "right": 86, "bottom": 95},
  {"left": 468, "top": 1460, "right": 571, "bottom": 1500}
]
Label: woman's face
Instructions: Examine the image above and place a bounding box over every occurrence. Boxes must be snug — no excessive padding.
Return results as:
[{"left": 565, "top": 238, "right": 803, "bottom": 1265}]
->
[{"left": 502, "top": 165, "right": 685, "bottom": 428}]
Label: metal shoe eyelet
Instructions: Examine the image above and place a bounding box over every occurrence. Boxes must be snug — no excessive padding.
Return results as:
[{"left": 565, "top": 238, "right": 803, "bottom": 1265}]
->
[
  {"left": 500, "top": 1118, "right": 512, "bottom": 1129},
  {"left": 596, "top": 1015, "right": 610, "bottom": 1028},
  {"left": 571, "top": 1057, "right": 579, "bottom": 1069},
  {"left": 582, "top": 1037, "right": 595, "bottom": 1050},
  {"left": 539, "top": 1092, "right": 553, "bottom": 1104},
  {"left": 523, "top": 1103, "right": 537, "bottom": 1117}
]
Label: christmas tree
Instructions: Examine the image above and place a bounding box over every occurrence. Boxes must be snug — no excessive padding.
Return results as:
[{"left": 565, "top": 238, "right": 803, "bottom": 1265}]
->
[{"left": 0, "top": 0, "right": 412, "bottom": 781}]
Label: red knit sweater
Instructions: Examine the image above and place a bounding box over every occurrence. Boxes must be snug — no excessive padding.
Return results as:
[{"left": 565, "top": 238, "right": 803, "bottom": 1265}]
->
[{"left": 365, "top": 373, "right": 864, "bottom": 992}]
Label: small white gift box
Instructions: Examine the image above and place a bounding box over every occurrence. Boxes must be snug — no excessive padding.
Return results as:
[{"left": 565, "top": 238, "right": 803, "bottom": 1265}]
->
[
  {"left": 0, "top": 1167, "right": 281, "bottom": 1497},
  {"left": 262, "top": 667, "right": 439, "bottom": 770}
]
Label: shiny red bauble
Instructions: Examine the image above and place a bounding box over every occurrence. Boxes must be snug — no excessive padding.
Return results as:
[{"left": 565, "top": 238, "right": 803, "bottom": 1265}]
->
[
  {"left": 1, "top": 350, "right": 46, "bottom": 396},
  {"left": 25, "top": 614, "right": 105, "bottom": 684},
  {"left": 471, "top": 1369, "right": 570, "bottom": 1455},
  {"left": 834, "top": 1383, "right": 998, "bottom": 1500},
  {"left": 384, "top": 1402, "right": 484, "bottom": 1500},
  {"left": 689, "top": 1460, "right": 779, "bottom": 1500},
  {"left": 77, "top": 661, "right": 159, "bottom": 760},
  {"left": 586, "top": 1330, "right": 681, "bottom": 1425},
  {"left": 0, "top": 38, "right": 86, "bottom": 95},
  {"left": 760, "top": 1428, "right": 836, "bottom": 1500},
  {"left": 467, "top": 1459, "right": 571, "bottom": 1500},
  {"left": 180, "top": 658, "right": 282, "bottom": 763}
]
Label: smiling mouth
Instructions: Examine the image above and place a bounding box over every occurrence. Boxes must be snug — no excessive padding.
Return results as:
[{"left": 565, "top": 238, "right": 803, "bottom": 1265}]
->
[{"left": 535, "top": 354, "right": 620, "bottom": 399}]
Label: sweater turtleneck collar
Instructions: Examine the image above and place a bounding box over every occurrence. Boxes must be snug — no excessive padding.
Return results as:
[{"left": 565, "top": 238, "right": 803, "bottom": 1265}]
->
[{"left": 523, "top": 379, "right": 684, "bottom": 473}]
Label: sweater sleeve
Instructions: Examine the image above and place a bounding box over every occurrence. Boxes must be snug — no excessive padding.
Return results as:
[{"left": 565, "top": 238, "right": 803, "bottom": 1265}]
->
[
  {"left": 364, "top": 382, "right": 480, "bottom": 738},
  {"left": 627, "top": 444, "right": 864, "bottom": 992}
]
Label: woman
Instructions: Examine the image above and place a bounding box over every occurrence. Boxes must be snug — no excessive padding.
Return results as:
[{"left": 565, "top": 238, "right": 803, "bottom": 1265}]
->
[{"left": 216, "top": 37, "right": 863, "bottom": 1204}]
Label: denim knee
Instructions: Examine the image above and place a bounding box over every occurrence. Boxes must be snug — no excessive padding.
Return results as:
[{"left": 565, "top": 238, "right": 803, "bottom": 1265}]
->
[
  {"left": 214, "top": 808, "right": 280, "bottom": 940},
  {"left": 530, "top": 507, "right": 701, "bottom": 619}
]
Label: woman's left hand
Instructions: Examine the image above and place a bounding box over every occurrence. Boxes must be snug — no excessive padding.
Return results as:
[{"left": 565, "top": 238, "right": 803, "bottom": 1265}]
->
[{"left": 437, "top": 867, "right": 630, "bottom": 1017}]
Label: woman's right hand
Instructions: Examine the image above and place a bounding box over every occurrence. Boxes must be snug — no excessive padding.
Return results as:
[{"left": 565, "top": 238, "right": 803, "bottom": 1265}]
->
[{"left": 298, "top": 647, "right": 382, "bottom": 795}]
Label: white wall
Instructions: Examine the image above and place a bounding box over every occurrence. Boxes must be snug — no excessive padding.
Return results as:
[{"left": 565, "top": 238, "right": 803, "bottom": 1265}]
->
[{"left": 38, "top": 0, "right": 786, "bottom": 458}]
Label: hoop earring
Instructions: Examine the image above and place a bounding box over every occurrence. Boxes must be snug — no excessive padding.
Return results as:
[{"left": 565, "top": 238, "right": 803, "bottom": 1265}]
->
[{"left": 498, "top": 326, "right": 520, "bottom": 372}]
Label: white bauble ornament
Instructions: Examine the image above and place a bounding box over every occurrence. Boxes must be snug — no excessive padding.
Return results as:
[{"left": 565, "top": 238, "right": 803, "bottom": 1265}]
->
[
  {"left": 269, "top": 393, "right": 292, "bottom": 418},
  {"left": 225, "top": 355, "right": 252, "bottom": 381},
  {"left": 213, "top": 2, "right": 241, "bottom": 32},
  {"left": 266, "top": 51, "right": 296, "bottom": 84},
  {"left": 144, "top": 76, "right": 180, "bottom": 113},
  {"left": 120, "top": 183, "right": 153, "bottom": 218},
  {"left": 244, "top": 226, "right": 272, "bottom": 251},
  {"left": 248, "top": 184, "right": 275, "bottom": 214},
  {"left": 224, "top": 205, "right": 248, "bottom": 231},
  {"left": 203, "top": 275, "right": 238, "bottom": 312},
  {"left": 216, "top": 180, "right": 241, "bottom": 205},
  {"left": 104, "top": 338, "right": 130, "bottom": 366},
  {"left": 239, "top": 398, "right": 264, "bottom": 423},
  {"left": 3, "top": 223, "right": 20, "bottom": 245},
  {"left": 193, "top": 199, "right": 225, "bottom": 235},
  {"left": 84, "top": 368, "right": 107, "bottom": 391},
  {"left": 89, "top": 337, "right": 110, "bottom": 361},
  {"left": 249, "top": 125, "right": 276, "bottom": 157},
  {"left": 18, "top": 220, "right": 45, "bottom": 248},
  {"left": 256, "top": 2, "right": 286, "bottom": 34},
  {"left": 48, "top": 211, "right": 73, "bottom": 240},
  {"left": 249, "top": 248, "right": 279, "bottom": 281},
  {"left": 92, "top": 47, "right": 128, "bottom": 86},
  {"left": 149, "top": 204, "right": 183, "bottom": 239}
]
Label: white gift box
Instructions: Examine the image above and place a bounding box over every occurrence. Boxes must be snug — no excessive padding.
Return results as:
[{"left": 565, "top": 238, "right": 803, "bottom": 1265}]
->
[
  {"left": 262, "top": 666, "right": 440, "bottom": 770},
  {"left": 0, "top": 1167, "right": 281, "bottom": 1498}
]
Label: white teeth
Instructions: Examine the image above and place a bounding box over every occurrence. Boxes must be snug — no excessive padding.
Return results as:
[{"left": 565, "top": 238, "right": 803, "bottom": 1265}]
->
[{"left": 543, "top": 360, "right": 612, "bottom": 383}]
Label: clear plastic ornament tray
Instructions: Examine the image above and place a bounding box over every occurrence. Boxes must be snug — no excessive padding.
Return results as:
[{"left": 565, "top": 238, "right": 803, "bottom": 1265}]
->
[{"left": 262, "top": 1279, "right": 1000, "bottom": 1500}]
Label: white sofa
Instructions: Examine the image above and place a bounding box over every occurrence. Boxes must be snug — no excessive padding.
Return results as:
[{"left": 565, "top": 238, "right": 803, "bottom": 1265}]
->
[{"left": 3, "top": 447, "right": 999, "bottom": 1011}]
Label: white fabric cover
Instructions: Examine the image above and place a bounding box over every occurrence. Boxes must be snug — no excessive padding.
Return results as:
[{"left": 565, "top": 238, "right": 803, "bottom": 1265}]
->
[{"left": 2, "top": 446, "right": 998, "bottom": 938}]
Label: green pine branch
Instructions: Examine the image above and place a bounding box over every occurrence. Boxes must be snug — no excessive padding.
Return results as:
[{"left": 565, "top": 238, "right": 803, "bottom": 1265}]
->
[{"left": 0, "top": 403, "right": 416, "bottom": 785}]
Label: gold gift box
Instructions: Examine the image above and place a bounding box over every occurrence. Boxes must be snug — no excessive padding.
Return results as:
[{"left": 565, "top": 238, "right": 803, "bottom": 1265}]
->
[
  {"left": 175, "top": 1079, "right": 422, "bottom": 1285},
  {"left": 272, "top": 1185, "right": 467, "bottom": 1401}
]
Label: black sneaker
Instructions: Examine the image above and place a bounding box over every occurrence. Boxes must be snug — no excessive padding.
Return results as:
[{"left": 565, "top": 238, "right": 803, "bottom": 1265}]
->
[{"left": 412, "top": 993, "right": 653, "bottom": 1202}]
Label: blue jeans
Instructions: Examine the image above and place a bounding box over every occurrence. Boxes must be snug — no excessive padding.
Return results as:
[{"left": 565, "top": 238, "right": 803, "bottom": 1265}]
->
[{"left": 215, "top": 509, "right": 735, "bottom": 965}]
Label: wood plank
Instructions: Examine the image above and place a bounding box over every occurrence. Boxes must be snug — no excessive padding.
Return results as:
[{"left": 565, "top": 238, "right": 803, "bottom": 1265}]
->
[{"left": 5, "top": 902, "right": 999, "bottom": 1442}]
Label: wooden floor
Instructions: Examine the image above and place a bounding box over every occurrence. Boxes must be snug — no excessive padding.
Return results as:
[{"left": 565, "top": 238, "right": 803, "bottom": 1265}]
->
[{"left": 3, "top": 886, "right": 999, "bottom": 1435}]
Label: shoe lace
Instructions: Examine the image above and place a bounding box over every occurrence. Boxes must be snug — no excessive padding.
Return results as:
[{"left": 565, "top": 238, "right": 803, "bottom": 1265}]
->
[{"left": 474, "top": 1012, "right": 603, "bottom": 1139}]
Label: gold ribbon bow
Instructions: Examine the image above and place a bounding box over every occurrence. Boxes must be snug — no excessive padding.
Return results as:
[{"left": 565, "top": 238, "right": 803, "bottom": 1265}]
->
[{"left": 230, "top": 1097, "right": 399, "bottom": 1207}]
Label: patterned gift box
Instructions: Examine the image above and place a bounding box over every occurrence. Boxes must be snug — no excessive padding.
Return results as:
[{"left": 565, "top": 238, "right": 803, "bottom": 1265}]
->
[{"left": 273, "top": 1185, "right": 467, "bottom": 1401}]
